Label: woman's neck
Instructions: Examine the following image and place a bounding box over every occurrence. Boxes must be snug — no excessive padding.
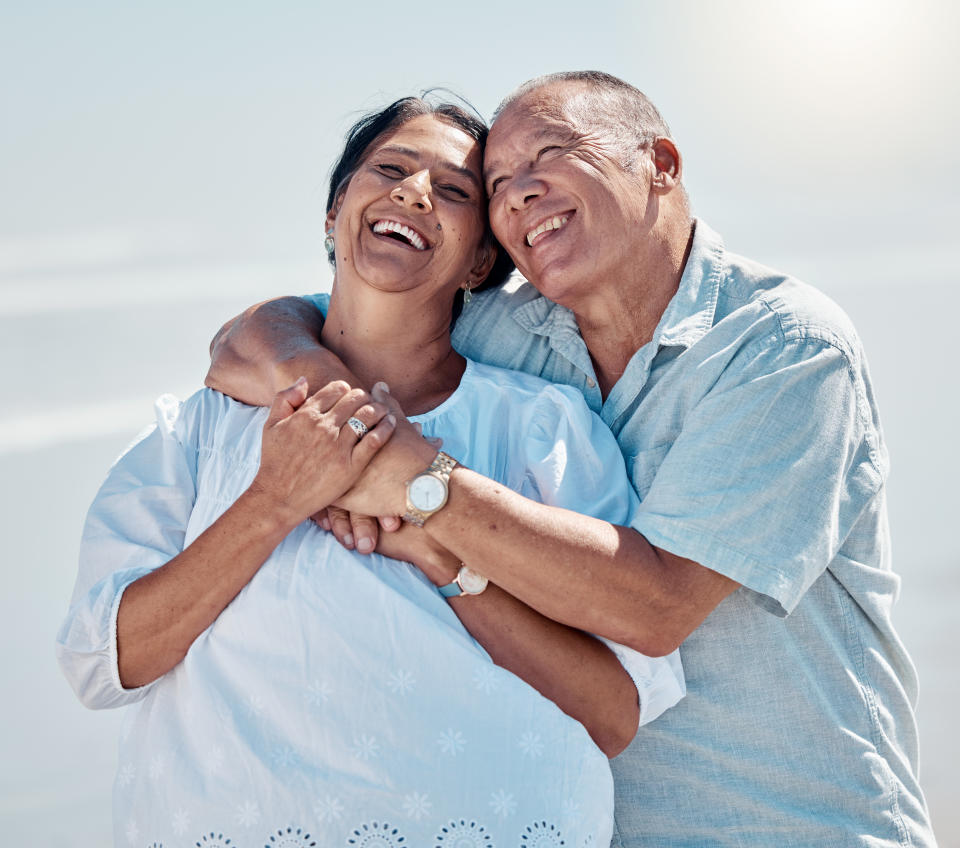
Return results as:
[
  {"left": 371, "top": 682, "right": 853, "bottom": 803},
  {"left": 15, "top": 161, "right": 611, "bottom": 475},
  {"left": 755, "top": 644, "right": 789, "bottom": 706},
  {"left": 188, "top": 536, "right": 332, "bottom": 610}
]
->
[{"left": 320, "top": 279, "right": 465, "bottom": 416}]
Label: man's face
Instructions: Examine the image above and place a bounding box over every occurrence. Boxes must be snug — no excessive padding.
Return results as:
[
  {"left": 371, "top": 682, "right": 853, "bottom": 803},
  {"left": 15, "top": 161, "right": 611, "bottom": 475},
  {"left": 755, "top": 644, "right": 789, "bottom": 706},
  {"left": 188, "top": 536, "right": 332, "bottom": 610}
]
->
[{"left": 483, "top": 85, "right": 656, "bottom": 308}]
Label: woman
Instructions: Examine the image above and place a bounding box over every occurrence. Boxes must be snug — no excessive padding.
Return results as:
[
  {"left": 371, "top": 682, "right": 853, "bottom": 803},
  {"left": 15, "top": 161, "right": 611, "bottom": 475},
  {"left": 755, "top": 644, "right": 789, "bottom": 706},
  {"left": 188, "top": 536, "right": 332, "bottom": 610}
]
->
[{"left": 57, "top": 98, "right": 683, "bottom": 847}]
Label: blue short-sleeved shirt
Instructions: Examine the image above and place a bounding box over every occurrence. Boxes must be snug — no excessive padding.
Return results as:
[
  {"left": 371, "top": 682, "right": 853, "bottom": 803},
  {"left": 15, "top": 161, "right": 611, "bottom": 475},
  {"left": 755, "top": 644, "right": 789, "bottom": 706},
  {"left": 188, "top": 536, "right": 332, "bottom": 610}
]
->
[{"left": 442, "top": 221, "right": 934, "bottom": 847}]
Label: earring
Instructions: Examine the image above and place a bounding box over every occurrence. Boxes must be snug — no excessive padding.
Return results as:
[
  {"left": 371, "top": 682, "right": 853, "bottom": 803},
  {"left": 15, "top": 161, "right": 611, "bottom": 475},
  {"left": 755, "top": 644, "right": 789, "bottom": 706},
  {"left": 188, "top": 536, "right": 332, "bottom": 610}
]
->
[
  {"left": 462, "top": 281, "right": 473, "bottom": 306},
  {"left": 324, "top": 230, "right": 335, "bottom": 257}
]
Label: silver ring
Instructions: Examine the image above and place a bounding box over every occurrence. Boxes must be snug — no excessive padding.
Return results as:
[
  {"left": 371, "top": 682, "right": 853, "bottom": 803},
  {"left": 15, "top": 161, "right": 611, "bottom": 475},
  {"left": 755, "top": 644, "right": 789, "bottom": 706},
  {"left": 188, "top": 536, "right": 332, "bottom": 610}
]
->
[{"left": 346, "top": 417, "right": 369, "bottom": 439}]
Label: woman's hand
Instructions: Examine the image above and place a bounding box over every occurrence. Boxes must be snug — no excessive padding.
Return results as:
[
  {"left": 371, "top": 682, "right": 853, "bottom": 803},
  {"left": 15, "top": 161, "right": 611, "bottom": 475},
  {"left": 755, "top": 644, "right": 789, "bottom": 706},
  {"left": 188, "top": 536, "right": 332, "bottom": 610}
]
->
[
  {"left": 248, "top": 377, "right": 397, "bottom": 528},
  {"left": 311, "top": 384, "right": 442, "bottom": 555},
  {"left": 375, "top": 521, "right": 460, "bottom": 587}
]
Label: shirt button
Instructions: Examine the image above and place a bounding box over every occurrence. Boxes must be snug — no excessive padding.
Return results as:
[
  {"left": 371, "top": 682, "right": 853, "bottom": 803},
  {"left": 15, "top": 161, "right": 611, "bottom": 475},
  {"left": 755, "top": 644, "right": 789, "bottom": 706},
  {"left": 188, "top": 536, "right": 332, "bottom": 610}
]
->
[{"left": 586, "top": 377, "right": 596, "bottom": 388}]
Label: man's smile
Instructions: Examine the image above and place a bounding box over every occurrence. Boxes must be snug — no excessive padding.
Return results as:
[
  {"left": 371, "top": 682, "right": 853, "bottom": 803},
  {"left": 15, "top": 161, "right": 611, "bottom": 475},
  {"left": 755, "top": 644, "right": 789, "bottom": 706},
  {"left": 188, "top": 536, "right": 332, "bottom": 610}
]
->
[{"left": 525, "top": 213, "right": 573, "bottom": 247}]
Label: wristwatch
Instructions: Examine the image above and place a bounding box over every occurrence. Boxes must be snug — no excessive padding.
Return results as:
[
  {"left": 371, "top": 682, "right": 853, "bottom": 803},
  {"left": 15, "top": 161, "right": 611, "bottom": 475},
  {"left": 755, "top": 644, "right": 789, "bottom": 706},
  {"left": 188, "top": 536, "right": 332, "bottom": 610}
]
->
[
  {"left": 439, "top": 564, "right": 488, "bottom": 598},
  {"left": 403, "top": 451, "right": 457, "bottom": 527}
]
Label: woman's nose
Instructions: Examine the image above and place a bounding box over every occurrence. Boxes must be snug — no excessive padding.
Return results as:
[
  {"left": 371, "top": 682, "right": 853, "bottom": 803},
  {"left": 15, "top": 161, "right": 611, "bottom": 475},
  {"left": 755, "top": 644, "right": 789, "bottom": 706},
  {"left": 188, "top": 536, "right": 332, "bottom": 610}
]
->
[{"left": 390, "top": 170, "right": 433, "bottom": 212}]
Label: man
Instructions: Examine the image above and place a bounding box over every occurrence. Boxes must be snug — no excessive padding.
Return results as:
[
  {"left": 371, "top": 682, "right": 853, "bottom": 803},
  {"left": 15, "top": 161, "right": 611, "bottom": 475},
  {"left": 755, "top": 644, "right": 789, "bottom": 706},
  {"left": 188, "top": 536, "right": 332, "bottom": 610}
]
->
[{"left": 208, "top": 72, "right": 935, "bottom": 846}]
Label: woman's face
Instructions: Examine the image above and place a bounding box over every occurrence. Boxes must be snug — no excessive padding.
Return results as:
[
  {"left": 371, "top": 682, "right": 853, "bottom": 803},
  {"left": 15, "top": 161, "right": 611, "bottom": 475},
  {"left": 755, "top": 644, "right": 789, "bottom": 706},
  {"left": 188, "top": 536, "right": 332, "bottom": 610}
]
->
[{"left": 326, "top": 115, "right": 492, "bottom": 300}]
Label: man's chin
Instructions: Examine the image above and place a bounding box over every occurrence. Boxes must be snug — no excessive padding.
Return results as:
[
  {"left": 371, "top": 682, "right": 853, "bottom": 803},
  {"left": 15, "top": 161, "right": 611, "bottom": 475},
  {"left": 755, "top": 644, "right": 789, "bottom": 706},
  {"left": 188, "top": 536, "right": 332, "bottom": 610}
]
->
[{"left": 523, "top": 259, "right": 581, "bottom": 305}]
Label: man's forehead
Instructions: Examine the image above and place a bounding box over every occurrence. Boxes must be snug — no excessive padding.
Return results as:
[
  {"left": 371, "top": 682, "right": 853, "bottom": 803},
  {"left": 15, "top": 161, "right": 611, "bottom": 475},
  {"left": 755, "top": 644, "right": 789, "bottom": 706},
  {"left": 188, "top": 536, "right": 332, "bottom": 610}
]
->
[{"left": 484, "top": 105, "right": 577, "bottom": 173}]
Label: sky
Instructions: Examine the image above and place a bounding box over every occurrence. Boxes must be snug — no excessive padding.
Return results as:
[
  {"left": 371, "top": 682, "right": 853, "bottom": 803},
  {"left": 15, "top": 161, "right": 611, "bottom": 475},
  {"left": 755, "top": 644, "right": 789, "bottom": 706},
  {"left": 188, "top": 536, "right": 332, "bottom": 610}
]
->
[{"left": 1, "top": 1, "right": 958, "bottom": 843}]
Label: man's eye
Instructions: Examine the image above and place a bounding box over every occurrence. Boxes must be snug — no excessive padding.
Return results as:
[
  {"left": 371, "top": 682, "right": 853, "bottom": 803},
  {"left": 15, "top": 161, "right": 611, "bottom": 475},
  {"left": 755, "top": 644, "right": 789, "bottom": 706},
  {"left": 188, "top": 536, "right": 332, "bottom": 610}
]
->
[
  {"left": 489, "top": 177, "right": 506, "bottom": 194},
  {"left": 537, "top": 145, "right": 561, "bottom": 159}
]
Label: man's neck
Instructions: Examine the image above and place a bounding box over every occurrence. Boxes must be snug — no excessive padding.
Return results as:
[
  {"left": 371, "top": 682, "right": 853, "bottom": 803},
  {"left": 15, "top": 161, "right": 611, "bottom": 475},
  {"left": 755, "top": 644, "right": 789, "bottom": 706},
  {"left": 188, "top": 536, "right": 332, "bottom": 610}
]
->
[{"left": 576, "top": 216, "right": 694, "bottom": 399}]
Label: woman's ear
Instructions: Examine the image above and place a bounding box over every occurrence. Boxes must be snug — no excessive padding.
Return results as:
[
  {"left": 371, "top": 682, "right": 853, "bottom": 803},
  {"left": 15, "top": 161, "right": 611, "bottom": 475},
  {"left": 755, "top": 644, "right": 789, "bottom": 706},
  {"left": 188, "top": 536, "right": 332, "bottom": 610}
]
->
[
  {"left": 325, "top": 189, "right": 347, "bottom": 232},
  {"left": 469, "top": 241, "right": 498, "bottom": 286}
]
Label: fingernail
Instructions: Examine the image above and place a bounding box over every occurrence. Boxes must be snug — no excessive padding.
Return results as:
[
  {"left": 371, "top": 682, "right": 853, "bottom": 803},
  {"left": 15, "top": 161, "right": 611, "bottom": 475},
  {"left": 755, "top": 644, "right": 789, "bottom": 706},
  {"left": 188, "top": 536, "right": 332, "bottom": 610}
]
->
[
  {"left": 320, "top": 517, "right": 331, "bottom": 531},
  {"left": 357, "top": 536, "right": 374, "bottom": 553},
  {"left": 343, "top": 532, "right": 354, "bottom": 547},
  {"left": 386, "top": 414, "right": 396, "bottom": 425},
  {"left": 373, "top": 381, "right": 390, "bottom": 394}
]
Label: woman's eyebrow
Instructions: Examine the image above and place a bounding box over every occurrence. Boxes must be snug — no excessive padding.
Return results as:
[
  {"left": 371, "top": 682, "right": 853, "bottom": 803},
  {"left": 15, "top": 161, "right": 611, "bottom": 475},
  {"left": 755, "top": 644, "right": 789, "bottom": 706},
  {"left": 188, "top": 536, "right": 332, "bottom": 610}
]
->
[{"left": 376, "top": 144, "right": 480, "bottom": 186}]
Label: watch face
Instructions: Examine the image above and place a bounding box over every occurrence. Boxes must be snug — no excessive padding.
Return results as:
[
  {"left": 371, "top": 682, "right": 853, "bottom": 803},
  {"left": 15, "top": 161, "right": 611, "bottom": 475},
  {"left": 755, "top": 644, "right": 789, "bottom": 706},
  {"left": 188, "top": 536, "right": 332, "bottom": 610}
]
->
[
  {"left": 409, "top": 473, "right": 447, "bottom": 512},
  {"left": 458, "top": 566, "right": 488, "bottom": 595}
]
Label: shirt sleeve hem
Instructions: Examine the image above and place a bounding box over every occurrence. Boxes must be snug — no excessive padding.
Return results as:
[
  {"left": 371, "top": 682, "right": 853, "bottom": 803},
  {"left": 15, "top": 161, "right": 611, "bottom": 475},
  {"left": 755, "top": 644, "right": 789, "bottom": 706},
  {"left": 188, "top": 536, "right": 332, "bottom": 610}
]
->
[{"left": 631, "top": 514, "right": 809, "bottom": 617}]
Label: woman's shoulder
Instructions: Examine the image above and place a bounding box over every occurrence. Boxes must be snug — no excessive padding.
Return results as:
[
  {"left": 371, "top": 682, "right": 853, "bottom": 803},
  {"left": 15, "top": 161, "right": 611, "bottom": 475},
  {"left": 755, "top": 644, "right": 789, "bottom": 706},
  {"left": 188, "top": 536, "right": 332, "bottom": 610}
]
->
[
  {"left": 144, "top": 388, "right": 267, "bottom": 459},
  {"left": 462, "top": 359, "right": 591, "bottom": 413}
]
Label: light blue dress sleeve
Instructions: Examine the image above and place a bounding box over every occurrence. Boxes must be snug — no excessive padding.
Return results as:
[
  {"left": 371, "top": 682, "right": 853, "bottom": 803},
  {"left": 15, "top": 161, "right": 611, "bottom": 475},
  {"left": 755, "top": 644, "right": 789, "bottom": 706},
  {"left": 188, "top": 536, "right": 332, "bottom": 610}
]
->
[
  {"left": 303, "top": 291, "right": 330, "bottom": 317},
  {"left": 55, "top": 394, "right": 199, "bottom": 709},
  {"left": 516, "top": 382, "right": 686, "bottom": 727}
]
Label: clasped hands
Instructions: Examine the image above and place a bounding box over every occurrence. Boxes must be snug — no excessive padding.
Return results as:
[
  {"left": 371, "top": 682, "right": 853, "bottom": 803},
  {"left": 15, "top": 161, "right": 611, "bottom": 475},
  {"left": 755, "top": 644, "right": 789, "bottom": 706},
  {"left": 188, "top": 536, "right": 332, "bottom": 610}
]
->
[{"left": 249, "top": 377, "right": 459, "bottom": 586}]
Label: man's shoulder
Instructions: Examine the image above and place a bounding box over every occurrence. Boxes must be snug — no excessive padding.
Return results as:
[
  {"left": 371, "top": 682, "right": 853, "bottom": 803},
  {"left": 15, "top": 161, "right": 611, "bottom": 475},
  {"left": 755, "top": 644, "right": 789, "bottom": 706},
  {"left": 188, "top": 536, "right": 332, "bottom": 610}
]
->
[
  {"left": 720, "top": 251, "right": 863, "bottom": 359},
  {"left": 452, "top": 272, "right": 560, "bottom": 370},
  {"left": 467, "top": 271, "right": 544, "bottom": 316}
]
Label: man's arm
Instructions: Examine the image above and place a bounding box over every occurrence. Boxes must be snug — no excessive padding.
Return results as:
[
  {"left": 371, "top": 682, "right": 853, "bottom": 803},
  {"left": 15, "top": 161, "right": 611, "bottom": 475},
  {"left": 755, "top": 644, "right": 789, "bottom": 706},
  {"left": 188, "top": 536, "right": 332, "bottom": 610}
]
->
[
  {"left": 207, "top": 296, "right": 419, "bottom": 551},
  {"left": 206, "top": 297, "right": 734, "bottom": 655},
  {"left": 338, "top": 461, "right": 737, "bottom": 658},
  {"left": 207, "top": 296, "right": 338, "bottom": 406}
]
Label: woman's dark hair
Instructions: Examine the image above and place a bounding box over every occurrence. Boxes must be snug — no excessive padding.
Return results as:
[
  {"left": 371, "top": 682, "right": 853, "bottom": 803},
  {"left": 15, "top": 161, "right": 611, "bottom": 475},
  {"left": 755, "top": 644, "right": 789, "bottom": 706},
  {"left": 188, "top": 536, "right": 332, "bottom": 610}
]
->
[{"left": 326, "top": 96, "right": 514, "bottom": 299}]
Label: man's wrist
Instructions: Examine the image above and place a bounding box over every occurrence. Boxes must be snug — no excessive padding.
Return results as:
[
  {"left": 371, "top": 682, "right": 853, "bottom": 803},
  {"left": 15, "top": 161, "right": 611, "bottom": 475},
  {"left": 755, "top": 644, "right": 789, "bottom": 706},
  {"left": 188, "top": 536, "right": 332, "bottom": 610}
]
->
[{"left": 403, "top": 451, "right": 458, "bottom": 527}]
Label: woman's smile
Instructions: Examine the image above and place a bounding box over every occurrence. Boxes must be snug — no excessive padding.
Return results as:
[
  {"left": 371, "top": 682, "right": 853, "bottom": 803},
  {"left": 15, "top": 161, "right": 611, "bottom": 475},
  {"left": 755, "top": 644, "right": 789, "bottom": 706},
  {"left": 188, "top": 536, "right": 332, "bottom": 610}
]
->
[
  {"left": 327, "top": 114, "right": 489, "bottom": 297},
  {"left": 370, "top": 218, "right": 430, "bottom": 251}
]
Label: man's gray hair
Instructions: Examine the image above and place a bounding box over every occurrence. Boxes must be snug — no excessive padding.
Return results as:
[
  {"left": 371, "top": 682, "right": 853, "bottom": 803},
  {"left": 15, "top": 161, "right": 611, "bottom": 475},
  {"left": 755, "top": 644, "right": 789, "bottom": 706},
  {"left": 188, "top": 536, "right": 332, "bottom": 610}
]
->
[{"left": 493, "top": 71, "right": 673, "bottom": 172}]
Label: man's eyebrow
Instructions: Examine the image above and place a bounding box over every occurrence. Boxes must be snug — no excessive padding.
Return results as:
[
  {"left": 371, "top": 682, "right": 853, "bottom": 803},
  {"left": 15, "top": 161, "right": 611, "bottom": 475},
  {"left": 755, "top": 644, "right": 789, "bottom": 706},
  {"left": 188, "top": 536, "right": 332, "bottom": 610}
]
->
[
  {"left": 376, "top": 144, "right": 481, "bottom": 186},
  {"left": 483, "top": 126, "right": 571, "bottom": 181}
]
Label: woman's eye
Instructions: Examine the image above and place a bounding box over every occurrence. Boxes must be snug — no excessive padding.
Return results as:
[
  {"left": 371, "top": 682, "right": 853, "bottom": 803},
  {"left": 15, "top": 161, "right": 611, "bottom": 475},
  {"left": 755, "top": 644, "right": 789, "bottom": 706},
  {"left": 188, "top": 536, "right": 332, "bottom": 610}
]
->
[
  {"left": 441, "top": 185, "right": 469, "bottom": 199},
  {"left": 377, "top": 163, "right": 405, "bottom": 177}
]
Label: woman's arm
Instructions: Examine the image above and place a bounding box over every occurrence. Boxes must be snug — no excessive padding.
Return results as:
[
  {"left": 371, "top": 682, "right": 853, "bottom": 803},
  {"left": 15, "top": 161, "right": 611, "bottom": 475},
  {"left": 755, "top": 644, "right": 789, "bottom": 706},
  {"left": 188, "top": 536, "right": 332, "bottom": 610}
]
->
[
  {"left": 113, "top": 380, "right": 395, "bottom": 688},
  {"left": 376, "top": 526, "right": 639, "bottom": 757}
]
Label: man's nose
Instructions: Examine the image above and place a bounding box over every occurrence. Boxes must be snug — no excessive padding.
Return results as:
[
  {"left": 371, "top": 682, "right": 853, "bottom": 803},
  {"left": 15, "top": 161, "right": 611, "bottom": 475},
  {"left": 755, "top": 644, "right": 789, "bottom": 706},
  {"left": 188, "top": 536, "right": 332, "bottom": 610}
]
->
[
  {"left": 505, "top": 168, "right": 546, "bottom": 212},
  {"left": 390, "top": 170, "right": 433, "bottom": 212}
]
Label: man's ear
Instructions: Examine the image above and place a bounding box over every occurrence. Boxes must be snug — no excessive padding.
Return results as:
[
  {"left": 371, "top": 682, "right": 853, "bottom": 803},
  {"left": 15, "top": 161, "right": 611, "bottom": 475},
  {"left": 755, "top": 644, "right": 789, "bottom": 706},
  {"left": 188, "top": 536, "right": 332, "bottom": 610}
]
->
[{"left": 650, "top": 138, "right": 682, "bottom": 192}]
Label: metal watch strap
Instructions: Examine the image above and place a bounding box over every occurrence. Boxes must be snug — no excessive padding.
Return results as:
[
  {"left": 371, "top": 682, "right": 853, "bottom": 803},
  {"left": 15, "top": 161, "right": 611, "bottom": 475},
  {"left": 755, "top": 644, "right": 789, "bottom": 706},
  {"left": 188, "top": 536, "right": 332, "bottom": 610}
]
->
[{"left": 403, "top": 451, "right": 457, "bottom": 527}]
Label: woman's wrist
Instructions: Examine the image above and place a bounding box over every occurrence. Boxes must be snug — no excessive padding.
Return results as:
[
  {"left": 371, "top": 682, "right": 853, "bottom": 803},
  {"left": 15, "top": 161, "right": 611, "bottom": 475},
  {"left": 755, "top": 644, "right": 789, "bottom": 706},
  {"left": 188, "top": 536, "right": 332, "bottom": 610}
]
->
[
  {"left": 411, "top": 542, "right": 460, "bottom": 587},
  {"left": 238, "top": 481, "right": 304, "bottom": 539}
]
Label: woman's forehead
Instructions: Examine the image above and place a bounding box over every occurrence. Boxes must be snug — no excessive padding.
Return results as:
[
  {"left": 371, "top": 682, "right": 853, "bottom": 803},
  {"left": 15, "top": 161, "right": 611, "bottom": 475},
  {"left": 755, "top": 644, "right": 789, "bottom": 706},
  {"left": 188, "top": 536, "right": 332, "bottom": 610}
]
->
[{"left": 370, "top": 115, "right": 482, "bottom": 169}]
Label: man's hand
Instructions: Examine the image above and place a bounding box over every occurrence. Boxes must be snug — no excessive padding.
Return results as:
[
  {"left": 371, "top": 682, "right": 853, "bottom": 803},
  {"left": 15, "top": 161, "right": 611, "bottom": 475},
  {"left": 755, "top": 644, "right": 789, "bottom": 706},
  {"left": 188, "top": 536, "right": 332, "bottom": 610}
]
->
[{"left": 312, "top": 508, "right": 402, "bottom": 554}]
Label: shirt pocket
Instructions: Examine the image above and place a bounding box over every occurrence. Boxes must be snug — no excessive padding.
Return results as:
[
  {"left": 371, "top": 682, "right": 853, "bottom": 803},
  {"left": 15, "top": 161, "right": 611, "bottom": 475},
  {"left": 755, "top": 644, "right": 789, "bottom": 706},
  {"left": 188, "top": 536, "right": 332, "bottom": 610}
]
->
[{"left": 626, "top": 442, "right": 672, "bottom": 500}]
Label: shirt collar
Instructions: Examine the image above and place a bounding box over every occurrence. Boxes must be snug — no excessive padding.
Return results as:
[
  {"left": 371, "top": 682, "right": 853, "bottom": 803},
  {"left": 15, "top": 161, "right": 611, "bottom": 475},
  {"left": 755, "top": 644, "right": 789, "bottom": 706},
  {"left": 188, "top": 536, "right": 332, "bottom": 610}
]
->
[
  {"left": 654, "top": 219, "right": 724, "bottom": 350},
  {"left": 506, "top": 219, "right": 726, "bottom": 353}
]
